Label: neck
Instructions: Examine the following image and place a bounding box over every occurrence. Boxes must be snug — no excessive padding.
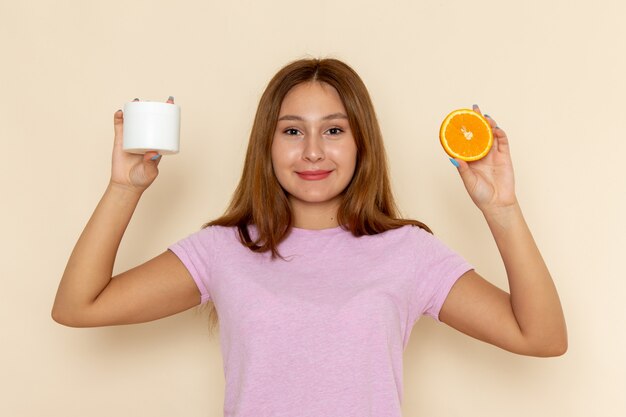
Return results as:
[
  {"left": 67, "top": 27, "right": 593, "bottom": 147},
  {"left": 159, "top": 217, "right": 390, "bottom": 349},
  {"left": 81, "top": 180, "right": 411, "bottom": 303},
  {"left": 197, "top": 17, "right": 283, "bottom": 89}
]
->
[{"left": 289, "top": 197, "right": 341, "bottom": 230}]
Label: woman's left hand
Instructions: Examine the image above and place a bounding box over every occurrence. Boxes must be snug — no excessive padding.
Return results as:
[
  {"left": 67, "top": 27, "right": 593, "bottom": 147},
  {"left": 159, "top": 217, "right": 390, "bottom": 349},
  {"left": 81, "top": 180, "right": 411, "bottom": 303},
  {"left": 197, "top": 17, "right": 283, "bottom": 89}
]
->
[{"left": 451, "top": 105, "right": 518, "bottom": 214}]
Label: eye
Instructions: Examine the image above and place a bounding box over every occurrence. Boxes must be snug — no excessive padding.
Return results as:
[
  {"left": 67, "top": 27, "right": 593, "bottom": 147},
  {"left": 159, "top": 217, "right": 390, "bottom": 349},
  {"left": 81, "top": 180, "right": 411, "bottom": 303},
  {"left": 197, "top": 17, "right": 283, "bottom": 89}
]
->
[
  {"left": 326, "top": 127, "right": 344, "bottom": 135},
  {"left": 284, "top": 128, "right": 301, "bottom": 136}
]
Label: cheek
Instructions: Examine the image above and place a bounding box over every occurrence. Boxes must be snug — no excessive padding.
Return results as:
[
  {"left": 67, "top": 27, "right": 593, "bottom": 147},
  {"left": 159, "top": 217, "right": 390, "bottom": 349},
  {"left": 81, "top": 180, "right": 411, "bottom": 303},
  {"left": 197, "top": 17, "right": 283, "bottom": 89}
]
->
[
  {"left": 270, "top": 140, "right": 284, "bottom": 169},
  {"left": 272, "top": 142, "right": 300, "bottom": 169},
  {"left": 341, "top": 144, "right": 358, "bottom": 180},
  {"left": 328, "top": 143, "right": 357, "bottom": 166},
  {"left": 271, "top": 144, "right": 293, "bottom": 186}
]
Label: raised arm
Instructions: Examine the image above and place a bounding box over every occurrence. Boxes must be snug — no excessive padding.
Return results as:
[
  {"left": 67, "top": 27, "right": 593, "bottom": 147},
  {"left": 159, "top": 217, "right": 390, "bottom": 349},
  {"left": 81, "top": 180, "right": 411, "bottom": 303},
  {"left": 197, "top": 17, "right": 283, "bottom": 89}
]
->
[
  {"left": 438, "top": 105, "right": 567, "bottom": 357},
  {"left": 52, "top": 98, "right": 200, "bottom": 327}
]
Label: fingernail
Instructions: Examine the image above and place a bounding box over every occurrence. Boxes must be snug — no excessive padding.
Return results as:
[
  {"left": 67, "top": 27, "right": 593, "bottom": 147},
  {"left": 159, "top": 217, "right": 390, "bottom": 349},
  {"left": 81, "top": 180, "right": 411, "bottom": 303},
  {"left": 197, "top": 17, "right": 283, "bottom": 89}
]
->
[
  {"left": 484, "top": 114, "right": 490, "bottom": 118},
  {"left": 168, "top": 96, "right": 174, "bottom": 102},
  {"left": 133, "top": 98, "right": 139, "bottom": 101},
  {"left": 472, "top": 104, "right": 478, "bottom": 108},
  {"left": 449, "top": 157, "right": 460, "bottom": 168},
  {"left": 151, "top": 154, "right": 161, "bottom": 161}
]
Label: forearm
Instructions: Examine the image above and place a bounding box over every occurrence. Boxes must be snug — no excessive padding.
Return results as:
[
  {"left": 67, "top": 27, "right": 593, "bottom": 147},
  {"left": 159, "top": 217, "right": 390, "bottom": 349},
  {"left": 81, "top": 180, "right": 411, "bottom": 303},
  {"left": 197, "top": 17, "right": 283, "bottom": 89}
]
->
[
  {"left": 52, "top": 182, "right": 143, "bottom": 322},
  {"left": 483, "top": 202, "right": 567, "bottom": 354}
]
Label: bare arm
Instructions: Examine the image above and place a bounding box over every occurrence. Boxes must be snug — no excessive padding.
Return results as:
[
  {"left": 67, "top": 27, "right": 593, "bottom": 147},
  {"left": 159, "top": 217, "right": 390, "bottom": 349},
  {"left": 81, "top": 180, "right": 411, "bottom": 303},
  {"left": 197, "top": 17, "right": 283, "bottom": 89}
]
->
[
  {"left": 439, "top": 204, "right": 567, "bottom": 356},
  {"left": 52, "top": 98, "right": 200, "bottom": 327},
  {"left": 438, "top": 105, "right": 567, "bottom": 357}
]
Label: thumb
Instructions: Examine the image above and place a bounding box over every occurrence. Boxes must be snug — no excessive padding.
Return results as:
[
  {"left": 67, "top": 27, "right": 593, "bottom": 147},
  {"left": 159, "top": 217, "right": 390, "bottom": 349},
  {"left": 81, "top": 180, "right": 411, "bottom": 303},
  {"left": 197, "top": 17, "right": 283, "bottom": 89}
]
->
[
  {"left": 143, "top": 151, "right": 161, "bottom": 162},
  {"left": 453, "top": 157, "right": 470, "bottom": 174},
  {"left": 450, "top": 157, "right": 476, "bottom": 189}
]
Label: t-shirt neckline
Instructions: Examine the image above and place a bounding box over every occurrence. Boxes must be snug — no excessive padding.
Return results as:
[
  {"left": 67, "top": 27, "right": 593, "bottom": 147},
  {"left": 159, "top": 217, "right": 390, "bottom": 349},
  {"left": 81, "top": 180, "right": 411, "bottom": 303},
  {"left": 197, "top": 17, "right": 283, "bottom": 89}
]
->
[{"left": 289, "top": 224, "right": 348, "bottom": 235}]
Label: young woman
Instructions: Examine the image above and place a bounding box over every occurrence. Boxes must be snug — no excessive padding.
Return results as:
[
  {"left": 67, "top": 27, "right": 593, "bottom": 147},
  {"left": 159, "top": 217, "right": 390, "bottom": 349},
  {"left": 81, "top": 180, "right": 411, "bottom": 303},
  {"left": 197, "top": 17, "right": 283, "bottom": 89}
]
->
[{"left": 52, "top": 58, "right": 567, "bottom": 416}]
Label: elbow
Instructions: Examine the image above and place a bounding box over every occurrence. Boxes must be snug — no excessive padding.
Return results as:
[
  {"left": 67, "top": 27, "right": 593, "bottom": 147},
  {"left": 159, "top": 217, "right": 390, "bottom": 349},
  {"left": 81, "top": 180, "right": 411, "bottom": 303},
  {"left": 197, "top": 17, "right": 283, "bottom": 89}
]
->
[
  {"left": 51, "top": 306, "right": 73, "bottom": 327},
  {"left": 547, "top": 337, "right": 568, "bottom": 357},
  {"left": 527, "top": 334, "right": 568, "bottom": 357},
  {"left": 546, "top": 326, "right": 569, "bottom": 357},
  {"left": 535, "top": 342, "right": 567, "bottom": 357},
  {"left": 51, "top": 305, "right": 88, "bottom": 328}
]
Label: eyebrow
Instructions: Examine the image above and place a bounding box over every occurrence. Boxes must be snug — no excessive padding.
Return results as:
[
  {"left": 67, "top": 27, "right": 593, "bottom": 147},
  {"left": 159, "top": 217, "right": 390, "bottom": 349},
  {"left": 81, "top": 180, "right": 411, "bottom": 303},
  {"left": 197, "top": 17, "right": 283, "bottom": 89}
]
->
[{"left": 277, "top": 112, "right": 348, "bottom": 121}]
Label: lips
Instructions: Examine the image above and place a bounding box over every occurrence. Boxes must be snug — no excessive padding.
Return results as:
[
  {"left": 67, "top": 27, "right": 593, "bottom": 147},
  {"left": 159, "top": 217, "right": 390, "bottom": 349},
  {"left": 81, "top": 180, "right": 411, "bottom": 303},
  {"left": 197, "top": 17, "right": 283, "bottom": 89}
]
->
[{"left": 296, "top": 170, "right": 332, "bottom": 180}]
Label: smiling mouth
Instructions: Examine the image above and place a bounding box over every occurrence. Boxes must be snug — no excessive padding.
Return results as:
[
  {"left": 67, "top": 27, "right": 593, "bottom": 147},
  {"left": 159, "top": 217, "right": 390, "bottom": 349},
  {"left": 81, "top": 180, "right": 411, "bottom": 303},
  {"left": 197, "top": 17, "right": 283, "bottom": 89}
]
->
[{"left": 296, "top": 171, "right": 332, "bottom": 180}]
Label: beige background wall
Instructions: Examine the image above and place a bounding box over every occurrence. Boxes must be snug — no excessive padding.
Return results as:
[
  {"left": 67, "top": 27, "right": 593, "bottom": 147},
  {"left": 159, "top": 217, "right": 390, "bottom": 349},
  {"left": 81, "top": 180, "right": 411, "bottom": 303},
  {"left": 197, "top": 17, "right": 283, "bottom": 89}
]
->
[{"left": 1, "top": 0, "right": 624, "bottom": 416}]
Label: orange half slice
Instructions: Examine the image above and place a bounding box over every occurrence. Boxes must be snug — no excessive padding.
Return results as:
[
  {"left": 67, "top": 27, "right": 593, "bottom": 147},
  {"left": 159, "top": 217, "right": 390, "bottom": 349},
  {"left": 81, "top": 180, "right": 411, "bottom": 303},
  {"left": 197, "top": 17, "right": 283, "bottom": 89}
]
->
[{"left": 439, "top": 109, "right": 493, "bottom": 161}]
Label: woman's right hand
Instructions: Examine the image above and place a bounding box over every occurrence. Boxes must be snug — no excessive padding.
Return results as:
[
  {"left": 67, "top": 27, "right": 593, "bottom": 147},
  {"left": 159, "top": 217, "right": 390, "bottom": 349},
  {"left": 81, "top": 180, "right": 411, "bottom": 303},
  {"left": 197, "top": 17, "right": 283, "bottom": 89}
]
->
[
  {"left": 109, "top": 97, "right": 174, "bottom": 194},
  {"left": 53, "top": 96, "right": 200, "bottom": 328}
]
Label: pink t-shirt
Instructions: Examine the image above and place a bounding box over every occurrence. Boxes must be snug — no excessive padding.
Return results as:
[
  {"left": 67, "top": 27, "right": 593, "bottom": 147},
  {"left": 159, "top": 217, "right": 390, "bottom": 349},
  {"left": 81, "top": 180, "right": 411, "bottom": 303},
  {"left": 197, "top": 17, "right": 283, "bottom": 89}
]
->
[{"left": 168, "top": 224, "right": 473, "bottom": 417}]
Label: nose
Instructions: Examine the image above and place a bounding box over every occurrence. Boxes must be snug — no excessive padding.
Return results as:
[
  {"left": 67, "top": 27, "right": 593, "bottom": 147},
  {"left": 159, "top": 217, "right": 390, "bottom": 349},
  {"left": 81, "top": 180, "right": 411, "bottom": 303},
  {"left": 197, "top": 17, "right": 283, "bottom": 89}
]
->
[{"left": 301, "top": 134, "right": 325, "bottom": 162}]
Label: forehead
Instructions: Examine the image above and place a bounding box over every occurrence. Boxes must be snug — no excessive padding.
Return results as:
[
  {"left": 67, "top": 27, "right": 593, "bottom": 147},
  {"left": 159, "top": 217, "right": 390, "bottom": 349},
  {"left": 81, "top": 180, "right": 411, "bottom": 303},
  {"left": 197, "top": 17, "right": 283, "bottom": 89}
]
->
[{"left": 279, "top": 81, "right": 345, "bottom": 114}]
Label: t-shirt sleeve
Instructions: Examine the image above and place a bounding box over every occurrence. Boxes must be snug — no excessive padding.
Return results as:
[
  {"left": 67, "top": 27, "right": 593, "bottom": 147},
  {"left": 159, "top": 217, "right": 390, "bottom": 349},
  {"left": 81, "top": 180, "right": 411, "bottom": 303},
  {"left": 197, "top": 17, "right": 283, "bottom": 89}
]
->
[
  {"left": 167, "top": 226, "right": 217, "bottom": 304},
  {"left": 411, "top": 226, "right": 474, "bottom": 322}
]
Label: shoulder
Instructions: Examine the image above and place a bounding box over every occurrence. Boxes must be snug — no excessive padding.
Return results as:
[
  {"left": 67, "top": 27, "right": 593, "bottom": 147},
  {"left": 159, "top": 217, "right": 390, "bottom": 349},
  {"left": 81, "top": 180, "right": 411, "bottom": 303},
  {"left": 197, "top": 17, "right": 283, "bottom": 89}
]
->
[
  {"left": 374, "top": 224, "right": 431, "bottom": 244},
  {"left": 378, "top": 225, "right": 462, "bottom": 259},
  {"left": 201, "top": 224, "right": 237, "bottom": 238},
  {"left": 171, "top": 224, "right": 239, "bottom": 248},
  {"left": 352, "top": 225, "right": 428, "bottom": 255}
]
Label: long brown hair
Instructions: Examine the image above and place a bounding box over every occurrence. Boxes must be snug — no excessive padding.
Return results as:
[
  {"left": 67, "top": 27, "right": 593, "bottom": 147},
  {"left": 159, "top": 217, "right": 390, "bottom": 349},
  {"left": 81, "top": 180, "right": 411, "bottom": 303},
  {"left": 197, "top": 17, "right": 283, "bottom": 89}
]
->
[{"left": 200, "top": 57, "right": 431, "bottom": 334}]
